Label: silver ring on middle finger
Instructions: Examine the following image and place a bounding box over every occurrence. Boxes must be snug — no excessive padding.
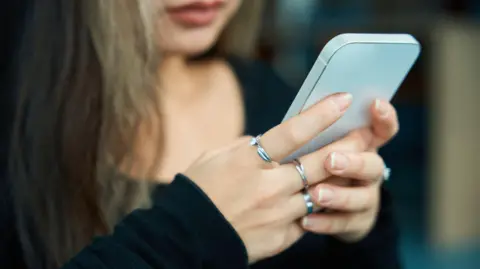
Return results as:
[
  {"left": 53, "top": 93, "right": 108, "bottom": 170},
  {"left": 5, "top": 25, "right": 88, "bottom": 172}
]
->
[{"left": 293, "top": 159, "right": 309, "bottom": 191}]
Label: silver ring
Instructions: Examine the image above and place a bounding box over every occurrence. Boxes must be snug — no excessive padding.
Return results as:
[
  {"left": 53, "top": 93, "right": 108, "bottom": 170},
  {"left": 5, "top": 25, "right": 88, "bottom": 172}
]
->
[
  {"left": 383, "top": 166, "right": 391, "bottom": 181},
  {"left": 250, "top": 135, "right": 272, "bottom": 163},
  {"left": 293, "top": 159, "right": 309, "bottom": 190},
  {"left": 303, "top": 191, "right": 314, "bottom": 215}
]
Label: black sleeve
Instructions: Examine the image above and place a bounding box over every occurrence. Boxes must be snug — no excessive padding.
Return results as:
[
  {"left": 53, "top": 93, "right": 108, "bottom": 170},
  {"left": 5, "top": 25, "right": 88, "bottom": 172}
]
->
[
  {"left": 323, "top": 187, "right": 402, "bottom": 269},
  {"left": 61, "top": 174, "right": 248, "bottom": 269},
  {"left": 0, "top": 171, "right": 25, "bottom": 269}
]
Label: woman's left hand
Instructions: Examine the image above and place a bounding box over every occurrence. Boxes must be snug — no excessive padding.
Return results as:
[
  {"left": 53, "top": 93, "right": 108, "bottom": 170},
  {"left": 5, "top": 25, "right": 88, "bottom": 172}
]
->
[{"left": 301, "top": 99, "right": 398, "bottom": 242}]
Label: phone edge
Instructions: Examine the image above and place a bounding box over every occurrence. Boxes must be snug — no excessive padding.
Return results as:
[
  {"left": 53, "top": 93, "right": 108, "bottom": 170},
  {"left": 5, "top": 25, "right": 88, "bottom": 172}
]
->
[{"left": 282, "top": 33, "right": 421, "bottom": 123}]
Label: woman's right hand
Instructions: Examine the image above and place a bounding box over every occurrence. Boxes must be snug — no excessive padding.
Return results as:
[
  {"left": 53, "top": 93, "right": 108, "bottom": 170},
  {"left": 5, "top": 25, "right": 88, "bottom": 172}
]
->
[{"left": 184, "top": 93, "right": 363, "bottom": 263}]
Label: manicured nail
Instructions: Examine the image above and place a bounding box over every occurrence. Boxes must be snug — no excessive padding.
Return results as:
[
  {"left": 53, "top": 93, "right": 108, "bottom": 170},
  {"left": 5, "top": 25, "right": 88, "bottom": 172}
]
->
[
  {"left": 331, "top": 93, "right": 353, "bottom": 112},
  {"left": 328, "top": 152, "right": 349, "bottom": 171},
  {"left": 375, "top": 99, "right": 389, "bottom": 118},
  {"left": 317, "top": 188, "right": 334, "bottom": 204}
]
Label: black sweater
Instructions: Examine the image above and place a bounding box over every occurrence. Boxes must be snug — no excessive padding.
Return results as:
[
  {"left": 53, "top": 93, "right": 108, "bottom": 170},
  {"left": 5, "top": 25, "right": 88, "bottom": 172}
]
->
[
  {"left": 1, "top": 57, "right": 401, "bottom": 269},
  {"left": 64, "top": 174, "right": 249, "bottom": 269}
]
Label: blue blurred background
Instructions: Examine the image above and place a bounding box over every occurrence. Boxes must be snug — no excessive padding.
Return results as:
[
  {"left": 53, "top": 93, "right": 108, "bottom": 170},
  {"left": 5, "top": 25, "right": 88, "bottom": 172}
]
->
[{"left": 253, "top": 1, "right": 480, "bottom": 268}]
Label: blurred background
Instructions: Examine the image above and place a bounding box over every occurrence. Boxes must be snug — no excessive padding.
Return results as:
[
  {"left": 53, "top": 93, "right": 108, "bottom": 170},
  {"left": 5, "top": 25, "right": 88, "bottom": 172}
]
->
[
  {"left": 252, "top": 0, "right": 480, "bottom": 268},
  {"left": 1, "top": 0, "right": 479, "bottom": 268}
]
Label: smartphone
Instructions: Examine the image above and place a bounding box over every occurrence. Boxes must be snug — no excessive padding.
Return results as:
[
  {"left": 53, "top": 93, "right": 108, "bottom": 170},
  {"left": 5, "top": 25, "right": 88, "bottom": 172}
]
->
[{"left": 281, "top": 33, "right": 421, "bottom": 163}]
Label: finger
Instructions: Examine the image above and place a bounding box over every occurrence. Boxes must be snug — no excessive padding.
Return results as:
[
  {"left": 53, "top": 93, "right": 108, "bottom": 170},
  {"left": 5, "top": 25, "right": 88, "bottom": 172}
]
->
[
  {"left": 369, "top": 99, "right": 399, "bottom": 148},
  {"left": 325, "top": 152, "right": 385, "bottom": 182},
  {"left": 343, "top": 128, "right": 376, "bottom": 153},
  {"left": 323, "top": 176, "right": 352, "bottom": 187},
  {"left": 232, "top": 136, "right": 281, "bottom": 168},
  {"left": 309, "top": 183, "right": 379, "bottom": 212},
  {"left": 260, "top": 93, "right": 353, "bottom": 162},
  {"left": 299, "top": 129, "right": 375, "bottom": 185},
  {"left": 301, "top": 211, "right": 369, "bottom": 235},
  {"left": 284, "top": 191, "right": 313, "bottom": 220},
  {"left": 268, "top": 128, "right": 372, "bottom": 193}
]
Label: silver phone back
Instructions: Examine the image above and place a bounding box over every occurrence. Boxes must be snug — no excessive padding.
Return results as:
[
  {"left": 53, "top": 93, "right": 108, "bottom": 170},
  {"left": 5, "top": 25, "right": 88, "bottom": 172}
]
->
[{"left": 282, "top": 33, "right": 421, "bottom": 163}]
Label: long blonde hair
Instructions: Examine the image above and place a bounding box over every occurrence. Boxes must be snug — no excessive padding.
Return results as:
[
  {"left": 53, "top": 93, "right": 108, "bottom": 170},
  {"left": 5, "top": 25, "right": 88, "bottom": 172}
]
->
[{"left": 9, "top": 0, "right": 264, "bottom": 268}]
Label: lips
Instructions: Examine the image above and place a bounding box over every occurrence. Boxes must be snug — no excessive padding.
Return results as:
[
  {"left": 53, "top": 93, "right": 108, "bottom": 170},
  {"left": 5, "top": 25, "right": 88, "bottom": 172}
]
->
[{"left": 166, "top": 0, "right": 225, "bottom": 27}]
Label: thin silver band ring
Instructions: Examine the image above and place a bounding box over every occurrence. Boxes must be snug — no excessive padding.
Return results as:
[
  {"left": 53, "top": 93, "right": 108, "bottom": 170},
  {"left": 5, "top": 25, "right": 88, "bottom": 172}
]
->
[
  {"left": 293, "top": 159, "right": 309, "bottom": 191},
  {"left": 303, "top": 191, "right": 314, "bottom": 215},
  {"left": 250, "top": 135, "right": 272, "bottom": 163},
  {"left": 293, "top": 159, "right": 312, "bottom": 215}
]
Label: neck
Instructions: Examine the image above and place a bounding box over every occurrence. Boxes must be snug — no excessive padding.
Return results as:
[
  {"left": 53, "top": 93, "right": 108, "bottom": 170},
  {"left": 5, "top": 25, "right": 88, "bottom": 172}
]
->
[
  {"left": 158, "top": 54, "right": 208, "bottom": 100},
  {"left": 159, "top": 54, "right": 189, "bottom": 83}
]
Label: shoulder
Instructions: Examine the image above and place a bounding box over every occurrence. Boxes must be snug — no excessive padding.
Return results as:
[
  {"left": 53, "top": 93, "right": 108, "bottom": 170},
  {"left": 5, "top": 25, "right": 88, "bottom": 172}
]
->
[{"left": 226, "top": 56, "right": 297, "bottom": 134}]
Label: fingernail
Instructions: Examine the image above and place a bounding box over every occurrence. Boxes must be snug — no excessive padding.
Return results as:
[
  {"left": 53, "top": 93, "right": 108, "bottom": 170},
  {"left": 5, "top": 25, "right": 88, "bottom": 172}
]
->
[
  {"left": 328, "top": 152, "right": 349, "bottom": 170},
  {"left": 375, "top": 99, "right": 389, "bottom": 118},
  {"left": 317, "top": 188, "right": 334, "bottom": 204},
  {"left": 302, "top": 217, "right": 309, "bottom": 228},
  {"left": 331, "top": 93, "right": 353, "bottom": 112}
]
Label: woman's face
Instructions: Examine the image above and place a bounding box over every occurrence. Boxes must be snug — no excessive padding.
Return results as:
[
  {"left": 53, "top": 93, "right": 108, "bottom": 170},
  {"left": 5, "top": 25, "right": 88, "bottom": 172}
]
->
[{"left": 157, "top": 0, "right": 242, "bottom": 56}]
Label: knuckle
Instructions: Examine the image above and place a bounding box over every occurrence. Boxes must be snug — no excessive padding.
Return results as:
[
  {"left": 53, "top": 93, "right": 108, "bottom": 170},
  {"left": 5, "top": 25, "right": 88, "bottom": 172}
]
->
[
  {"left": 360, "top": 129, "right": 374, "bottom": 148},
  {"left": 256, "top": 183, "right": 279, "bottom": 206},
  {"left": 283, "top": 122, "right": 305, "bottom": 146},
  {"left": 352, "top": 138, "right": 366, "bottom": 152},
  {"left": 235, "top": 145, "right": 261, "bottom": 168},
  {"left": 236, "top": 136, "right": 254, "bottom": 151},
  {"left": 263, "top": 209, "right": 281, "bottom": 225},
  {"left": 348, "top": 130, "right": 369, "bottom": 152},
  {"left": 356, "top": 155, "right": 366, "bottom": 175},
  {"left": 338, "top": 192, "right": 351, "bottom": 210},
  {"left": 271, "top": 231, "right": 288, "bottom": 254},
  {"left": 233, "top": 150, "right": 251, "bottom": 168}
]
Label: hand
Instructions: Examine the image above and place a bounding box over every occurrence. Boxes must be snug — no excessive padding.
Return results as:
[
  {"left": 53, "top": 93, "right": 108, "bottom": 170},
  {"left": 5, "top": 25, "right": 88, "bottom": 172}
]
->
[
  {"left": 300, "top": 100, "right": 399, "bottom": 242},
  {"left": 184, "top": 93, "right": 359, "bottom": 263}
]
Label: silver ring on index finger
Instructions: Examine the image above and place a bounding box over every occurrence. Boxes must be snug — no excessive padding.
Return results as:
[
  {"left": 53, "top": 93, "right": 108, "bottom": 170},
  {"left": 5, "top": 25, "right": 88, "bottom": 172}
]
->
[{"left": 250, "top": 135, "right": 273, "bottom": 163}]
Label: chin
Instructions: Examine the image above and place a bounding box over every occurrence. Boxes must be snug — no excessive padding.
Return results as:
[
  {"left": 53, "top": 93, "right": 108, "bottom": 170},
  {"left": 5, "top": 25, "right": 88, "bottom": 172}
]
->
[
  {"left": 163, "top": 38, "right": 220, "bottom": 57},
  {"left": 172, "top": 42, "right": 216, "bottom": 57},
  {"left": 160, "top": 22, "right": 221, "bottom": 57}
]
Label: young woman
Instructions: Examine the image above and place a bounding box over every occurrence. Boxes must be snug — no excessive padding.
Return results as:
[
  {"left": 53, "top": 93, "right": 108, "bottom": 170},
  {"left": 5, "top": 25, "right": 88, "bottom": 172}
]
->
[{"left": 2, "top": 0, "right": 401, "bottom": 268}]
